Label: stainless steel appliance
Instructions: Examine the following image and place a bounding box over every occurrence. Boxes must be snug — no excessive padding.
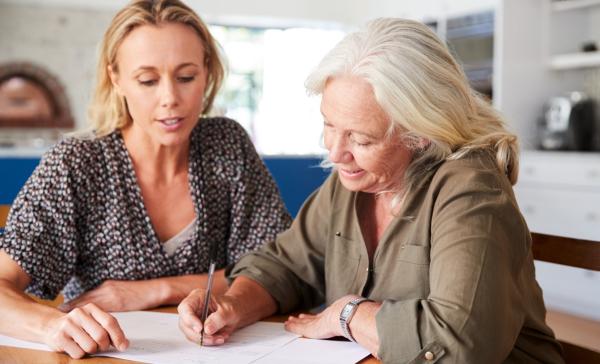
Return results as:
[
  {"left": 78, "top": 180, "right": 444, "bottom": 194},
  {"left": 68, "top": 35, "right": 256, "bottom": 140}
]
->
[
  {"left": 539, "top": 92, "right": 596, "bottom": 151},
  {"left": 446, "top": 11, "right": 494, "bottom": 99}
]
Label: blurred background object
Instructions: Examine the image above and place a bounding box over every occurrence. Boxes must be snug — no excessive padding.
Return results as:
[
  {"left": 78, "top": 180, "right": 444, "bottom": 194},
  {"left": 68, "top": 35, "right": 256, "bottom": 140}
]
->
[
  {"left": 539, "top": 91, "right": 596, "bottom": 151},
  {"left": 0, "top": 62, "right": 74, "bottom": 148},
  {"left": 0, "top": 76, "right": 53, "bottom": 124},
  {"left": 0, "top": 62, "right": 74, "bottom": 128}
]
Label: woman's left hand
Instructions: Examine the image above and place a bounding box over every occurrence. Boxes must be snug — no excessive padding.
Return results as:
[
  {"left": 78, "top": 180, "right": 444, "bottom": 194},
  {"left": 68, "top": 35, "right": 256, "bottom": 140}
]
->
[
  {"left": 58, "top": 280, "right": 160, "bottom": 313},
  {"left": 284, "top": 295, "right": 357, "bottom": 339}
]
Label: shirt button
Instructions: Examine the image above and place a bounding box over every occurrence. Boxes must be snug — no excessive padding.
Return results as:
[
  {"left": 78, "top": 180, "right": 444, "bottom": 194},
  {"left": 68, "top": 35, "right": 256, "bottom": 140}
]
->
[
  {"left": 335, "top": 231, "right": 341, "bottom": 237},
  {"left": 424, "top": 351, "right": 435, "bottom": 361}
]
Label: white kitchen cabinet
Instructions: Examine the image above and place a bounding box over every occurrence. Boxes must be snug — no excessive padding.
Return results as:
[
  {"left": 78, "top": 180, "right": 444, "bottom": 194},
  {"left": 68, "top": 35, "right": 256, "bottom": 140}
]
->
[
  {"left": 516, "top": 186, "right": 600, "bottom": 240},
  {"left": 518, "top": 150, "right": 600, "bottom": 189},
  {"left": 514, "top": 151, "right": 600, "bottom": 320},
  {"left": 551, "top": 0, "right": 600, "bottom": 11},
  {"left": 534, "top": 261, "right": 600, "bottom": 320},
  {"left": 515, "top": 152, "right": 600, "bottom": 241},
  {"left": 548, "top": 0, "right": 600, "bottom": 71},
  {"left": 496, "top": 0, "right": 600, "bottom": 148}
]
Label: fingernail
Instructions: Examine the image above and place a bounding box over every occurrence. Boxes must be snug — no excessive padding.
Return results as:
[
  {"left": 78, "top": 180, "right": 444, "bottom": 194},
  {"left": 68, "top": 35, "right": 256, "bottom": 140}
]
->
[
  {"left": 205, "top": 325, "right": 212, "bottom": 335},
  {"left": 118, "top": 343, "right": 127, "bottom": 351}
]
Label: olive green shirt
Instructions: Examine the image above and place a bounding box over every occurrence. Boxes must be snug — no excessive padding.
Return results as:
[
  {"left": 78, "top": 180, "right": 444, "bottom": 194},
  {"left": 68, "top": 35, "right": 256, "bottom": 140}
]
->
[{"left": 229, "top": 151, "right": 564, "bottom": 363}]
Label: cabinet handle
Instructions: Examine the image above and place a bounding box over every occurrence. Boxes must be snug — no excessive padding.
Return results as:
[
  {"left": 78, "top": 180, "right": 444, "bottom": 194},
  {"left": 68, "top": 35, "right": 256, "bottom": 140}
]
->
[
  {"left": 586, "top": 169, "right": 599, "bottom": 179},
  {"left": 585, "top": 212, "right": 597, "bottom": 222}
]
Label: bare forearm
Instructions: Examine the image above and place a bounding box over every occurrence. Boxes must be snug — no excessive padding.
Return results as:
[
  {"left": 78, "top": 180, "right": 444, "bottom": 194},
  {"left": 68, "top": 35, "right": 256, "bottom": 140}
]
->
[
  {"left": 154, "top": 269, "right": 229, "bottom": 307},
  {"left": 225, "top": 276, "right": 277, "bottom": 329},
  {"left": 350, "top": 301, "right": 382, "bottom": 356},
  {"left": 0, "top": 279, "right": 62, "bottom": 343}
]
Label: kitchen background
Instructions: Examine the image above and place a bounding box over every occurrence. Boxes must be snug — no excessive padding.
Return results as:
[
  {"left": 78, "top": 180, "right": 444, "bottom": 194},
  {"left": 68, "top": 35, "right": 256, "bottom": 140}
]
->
[{"left": 0, "top": 0, "right": 599, "bottom": 346}]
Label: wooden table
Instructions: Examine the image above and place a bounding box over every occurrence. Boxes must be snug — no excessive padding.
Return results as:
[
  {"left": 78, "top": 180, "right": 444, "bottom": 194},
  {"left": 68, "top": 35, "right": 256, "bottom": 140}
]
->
[{"left": 0, "top": 303, "right": 377, "bottom": 363}]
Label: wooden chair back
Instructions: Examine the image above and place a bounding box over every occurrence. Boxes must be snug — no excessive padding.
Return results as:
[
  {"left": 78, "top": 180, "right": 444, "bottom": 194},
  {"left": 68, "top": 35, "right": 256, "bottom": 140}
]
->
[
  {"left": 0, "top": 205, "right": 9, "bottom": 227},
  {"left": 530, "top": 232, "right": 600, "bottom": 363}
]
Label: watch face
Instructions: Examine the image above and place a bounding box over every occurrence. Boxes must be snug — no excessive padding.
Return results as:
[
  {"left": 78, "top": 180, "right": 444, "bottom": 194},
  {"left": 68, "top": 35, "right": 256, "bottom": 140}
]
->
[{"left": 341, "top": 304, "right": 354, "bottom": 319}]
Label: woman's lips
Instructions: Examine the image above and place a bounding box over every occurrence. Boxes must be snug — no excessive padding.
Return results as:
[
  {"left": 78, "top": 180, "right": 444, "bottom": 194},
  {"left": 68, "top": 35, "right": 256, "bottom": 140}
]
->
[
  {"left": 158, "top": 117, "right": 183, "bottom": 131},
  {"left": 339, "top": 167, "right": 365, "bottom": 178}
]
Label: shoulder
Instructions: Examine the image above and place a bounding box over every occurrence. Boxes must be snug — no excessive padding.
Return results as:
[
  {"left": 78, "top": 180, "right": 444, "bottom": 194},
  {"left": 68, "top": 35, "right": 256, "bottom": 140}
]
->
[
  {"left": 41, "top": 135, "right": 93, "bottom": 167},
  {"left": 37, "top": 132, "right": 114, "bottom": 180},
  {"left": 418, "top": 150, "right": 518, "bottom": 217},
  {"left": 431, "top": 150, "right": 511, "bottom": 195},
  {"left": 424, "top": 150, "right": 521, "bottom": 224}
]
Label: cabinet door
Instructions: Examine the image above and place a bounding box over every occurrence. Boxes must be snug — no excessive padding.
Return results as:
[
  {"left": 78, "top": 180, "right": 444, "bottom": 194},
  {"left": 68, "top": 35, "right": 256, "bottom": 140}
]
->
[
  {"left": 514, "top": 186, "right": 600, "bottom": 240},
  {"left": 535, "top": 260, "right": 600, "bottom": 321},
  {"left": 519, "top": 152, "right": 600, "bottom": 188}
]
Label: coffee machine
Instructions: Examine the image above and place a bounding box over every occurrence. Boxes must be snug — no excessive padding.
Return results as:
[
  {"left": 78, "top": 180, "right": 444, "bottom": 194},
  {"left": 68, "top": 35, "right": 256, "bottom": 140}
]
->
[{"left": 539, "top": 91, "right": 597, "bottom": 151}]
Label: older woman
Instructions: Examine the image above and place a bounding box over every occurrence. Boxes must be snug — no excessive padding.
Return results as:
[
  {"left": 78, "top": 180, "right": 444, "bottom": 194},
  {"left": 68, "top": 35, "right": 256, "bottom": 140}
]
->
[
  {"left": 178, "top": 18, "right": 565, "bottom": 363},
  {"left": 0, "top": 0, "right": 290, "bottom": 359}
]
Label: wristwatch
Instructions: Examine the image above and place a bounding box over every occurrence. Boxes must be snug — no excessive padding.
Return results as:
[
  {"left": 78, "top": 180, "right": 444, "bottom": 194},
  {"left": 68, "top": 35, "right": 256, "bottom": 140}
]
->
[{"left": 339, "top": 297, "right": 372, "bottom": 342}]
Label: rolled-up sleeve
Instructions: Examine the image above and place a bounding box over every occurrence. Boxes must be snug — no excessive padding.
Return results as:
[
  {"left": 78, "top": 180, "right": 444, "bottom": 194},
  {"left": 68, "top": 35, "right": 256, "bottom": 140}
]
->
[
  {"left": 228, "top": 172, "right": 336, "bottom": 313},
  {"left": 376, "top": 163, "right": 529, "bottom": 363}
]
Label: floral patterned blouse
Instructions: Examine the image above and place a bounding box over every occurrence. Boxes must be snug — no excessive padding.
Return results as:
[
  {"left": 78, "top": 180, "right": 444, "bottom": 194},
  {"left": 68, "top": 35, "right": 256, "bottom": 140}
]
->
[{"left": 0, "top": 117, "right": 292, "bottom": 300}]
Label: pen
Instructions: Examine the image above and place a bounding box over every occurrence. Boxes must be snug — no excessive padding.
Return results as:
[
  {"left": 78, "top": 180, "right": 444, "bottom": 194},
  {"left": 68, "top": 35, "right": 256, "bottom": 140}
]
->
[{"left": 200, "top": 261, "right": 216, "bottom": 346}]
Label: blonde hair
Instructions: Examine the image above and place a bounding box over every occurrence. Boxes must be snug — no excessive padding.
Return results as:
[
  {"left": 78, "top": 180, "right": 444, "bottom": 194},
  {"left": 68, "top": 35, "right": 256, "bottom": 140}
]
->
[
  {"left": 88, "top": 0, "right": 224, "bottom": 136},
  {"left": 306, "top": 18, "right": 519, "bottom": 200}
]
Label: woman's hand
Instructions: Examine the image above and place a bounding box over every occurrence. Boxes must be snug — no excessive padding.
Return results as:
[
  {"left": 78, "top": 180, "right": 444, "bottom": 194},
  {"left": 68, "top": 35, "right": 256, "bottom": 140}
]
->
[
  {"left": 284, "top": 295, "right": 356, "bottom": 339},
  {"left": 44, "top": 303, "right": 129, "bottom": 359},
  {"left": 177, "top": 288, "right": 242, "bottom": 346},
  {"left": 58, "top": 280, "right": 161, "bottom": 312}
]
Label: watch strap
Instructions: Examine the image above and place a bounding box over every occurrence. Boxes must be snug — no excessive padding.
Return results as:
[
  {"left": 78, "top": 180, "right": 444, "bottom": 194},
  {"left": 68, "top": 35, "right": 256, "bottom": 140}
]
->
[{"left": 339, "top": 297, "right": 372, "bottom": 342}]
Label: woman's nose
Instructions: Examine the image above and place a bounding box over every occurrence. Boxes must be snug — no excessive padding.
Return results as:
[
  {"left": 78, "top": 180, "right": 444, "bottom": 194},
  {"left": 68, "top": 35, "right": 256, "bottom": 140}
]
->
[
  {"left": 328, "top": 137, "right": 352, "bottom": 164},
  {"left": 160, "top": 79, "right": 179, "bottom": 108}
]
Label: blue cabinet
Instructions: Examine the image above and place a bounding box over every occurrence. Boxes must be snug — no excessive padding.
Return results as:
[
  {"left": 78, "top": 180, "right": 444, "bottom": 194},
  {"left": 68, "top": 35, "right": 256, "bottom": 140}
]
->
[{"left": 0, "top": 155, "right": 329, "bottom": 218}]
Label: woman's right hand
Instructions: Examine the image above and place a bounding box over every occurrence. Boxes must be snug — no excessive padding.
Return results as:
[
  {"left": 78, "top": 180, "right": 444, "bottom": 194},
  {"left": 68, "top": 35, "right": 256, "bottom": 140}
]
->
[
  {"left": 177, "top": 288, "right": 242, "bottom": 346},
  {"left": 44, "top": 303, "right": 129, "bottom": 359}
]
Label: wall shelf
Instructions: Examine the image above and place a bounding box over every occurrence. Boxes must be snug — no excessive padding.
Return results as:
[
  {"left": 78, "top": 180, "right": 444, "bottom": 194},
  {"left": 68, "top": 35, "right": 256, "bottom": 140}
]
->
[
  {"left": 549, "top": 51, "right": 600, "bottom": 70},
  {"left": 552, "top": 0, "right": 600, "bottom": 12}
]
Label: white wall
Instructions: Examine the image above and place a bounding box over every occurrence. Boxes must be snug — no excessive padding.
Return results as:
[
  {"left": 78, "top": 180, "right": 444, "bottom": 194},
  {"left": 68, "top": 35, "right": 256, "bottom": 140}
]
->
[
  {"left": 2, "top": 0, "right": 364, "bottom": 27},
  {"left": 0, "top": 0, "right": 511, "bottom": 135},
  {"left": 0, "top": 0, "right": 498, "bottom": 128},
  {"left": 0, "top": 4, "right": 115, "bottom": 130},
  {"left": 1, "top": 0, "right": 498, "bottom": 26}
]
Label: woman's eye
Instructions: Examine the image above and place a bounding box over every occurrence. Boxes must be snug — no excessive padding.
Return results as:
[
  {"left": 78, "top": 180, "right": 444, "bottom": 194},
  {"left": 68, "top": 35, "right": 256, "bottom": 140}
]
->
[
  {"left": 347, "top": 132, "right": 368, "bottom": 146},
  {"left": 138, "top": 79, "right": 157, "bottom": 86},
  {"left": 350, "top": 136, "right": 372, "bottom": 146},
  {"left": 178, "top": 76, "right": 195, "bottom": 83}
]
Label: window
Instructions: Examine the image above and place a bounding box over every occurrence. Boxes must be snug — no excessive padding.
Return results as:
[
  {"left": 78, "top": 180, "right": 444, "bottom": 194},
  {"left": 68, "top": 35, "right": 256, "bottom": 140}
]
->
[{"left": 210, "top": 25, "right": 345, "bottom": 155}]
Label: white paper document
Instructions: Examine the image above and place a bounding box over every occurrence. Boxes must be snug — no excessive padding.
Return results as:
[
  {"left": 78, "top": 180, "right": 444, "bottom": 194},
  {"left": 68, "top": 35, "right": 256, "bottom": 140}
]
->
[
  {"left": 96, "top": 311, "right": 299, "bottom": 363},
  {"left": 254, "top": 337, "right": 371, "bottom": 364},
  {"left": 0, "top": 311, "right": 369, "bottom": 363}
]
